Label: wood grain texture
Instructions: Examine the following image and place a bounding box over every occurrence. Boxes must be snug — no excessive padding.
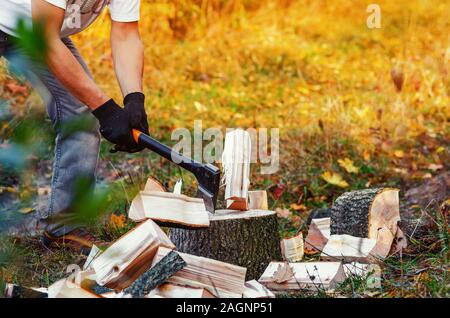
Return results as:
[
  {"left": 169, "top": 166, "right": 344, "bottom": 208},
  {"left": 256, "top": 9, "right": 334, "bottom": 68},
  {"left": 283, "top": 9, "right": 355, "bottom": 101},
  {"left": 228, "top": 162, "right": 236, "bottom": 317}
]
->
[
  {"left": 280, "top": 233, "right": 304, "bottom": 262},
  {"left": 304, "top": 217, "right": 331, "bottom": 253},
  {"left": 169, "top": 209, "right": 282, "bottom": 280},
  {"left": 320, "top": 234, "right": 384, "bottom": 262},
  {"left": 259, "top": 261, "right": 346, "bottom": 291},
  {"left": 151, "top": 246, "right": 247, "bottom": 298},
  {"left": 222, "top": 129, "right": 252, "bottom": 210},
  {"left": 92, "top": 219, "right": 175, "bottom": 290},
  {"left": 129, "top": 191, "right": 210, "bottom": 228}
]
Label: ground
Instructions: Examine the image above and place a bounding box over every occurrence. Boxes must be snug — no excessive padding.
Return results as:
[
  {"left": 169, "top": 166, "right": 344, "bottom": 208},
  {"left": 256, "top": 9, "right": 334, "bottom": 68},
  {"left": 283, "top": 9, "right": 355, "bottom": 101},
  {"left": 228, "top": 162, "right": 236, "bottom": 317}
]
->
[{"left": 0, "top": 0, "right": 449, "bottom": 297}]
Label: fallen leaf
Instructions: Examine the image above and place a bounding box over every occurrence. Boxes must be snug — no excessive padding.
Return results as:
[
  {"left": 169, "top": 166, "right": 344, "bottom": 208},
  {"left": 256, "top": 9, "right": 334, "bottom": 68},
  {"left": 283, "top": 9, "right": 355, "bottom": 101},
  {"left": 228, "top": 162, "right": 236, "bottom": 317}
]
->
[
  {"left": 273, "top": 183, "right": 286, "bottom": 199},
  {"left": 435, "top": 147, "right": 446, "bottom": 153},
  {"left": 270, "top": 263, "right": 295, "bottom": 283},
  {"left": 428, "top": 163, "right": 443, "bottom": 171},
  {"left": 338, "top": 158, "right": 359, "bottom": 174},
  {"left": 321, "top": 171, "right": 349, "bottom": 188},
  {"left": 391, "top": 67, "right": 404, "bottom": 92},
  {"left": 394, "top": 150, "right": 404, "bottom": 158},
  {"left": 290, "top": 203, "right": 307, "bottom": 211}
]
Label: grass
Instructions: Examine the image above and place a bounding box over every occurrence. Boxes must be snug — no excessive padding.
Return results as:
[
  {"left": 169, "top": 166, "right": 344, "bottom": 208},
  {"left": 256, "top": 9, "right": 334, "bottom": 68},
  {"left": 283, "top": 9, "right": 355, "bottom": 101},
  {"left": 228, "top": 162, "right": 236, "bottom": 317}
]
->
[{"left": 0, "top": 0, "right": 449, "bottom": 297}]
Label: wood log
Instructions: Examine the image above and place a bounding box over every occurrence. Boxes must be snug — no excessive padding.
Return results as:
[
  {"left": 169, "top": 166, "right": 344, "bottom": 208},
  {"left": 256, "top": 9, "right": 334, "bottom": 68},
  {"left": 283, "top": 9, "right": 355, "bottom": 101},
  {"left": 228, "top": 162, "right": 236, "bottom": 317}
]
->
[
  {"left": 320, "top": 234, "right": 386, "bottom": 263},
  {"left": 128, "top": 176, "right": 166, "bottom": 221},
  {"left": 123, "top": 250, "right": 186, "bottom": 298},
  {"left": 128, "top": 191, "right": 210, "bottom": 228},
  {"left": 147, "top": 284, "right": 215, "bottom": 298},
  {"left": 222, "top": 129, "right": 252, "bottom": 210},
  {"left": 169, "top": 209, "right": 282, "bottom": 280},
  {"left": 4, "top": 284, "right": 48, "bottom": 298},
  {"left": 280, "top": 233, "right": 304, "bottom": 262},
  {"left": 304, "top": 217, "right": 330, "bottom": 253},
  {"left": 151, "top": 246, "right": 247, "bottom": 298},
  {"left": 258, "top": 262, "right": 346, "bottom": 291},
  {"left": 330, "top": 188, "right": 400, "bottom": 258},
  {"left": 243, "top": 280, "right": 275, "bottom": 298},
  {"left": 91, "top": 219, "right": 175, "bottom": 290},
  {"left": 248, "top": 190, "right": 269, "bottom": 210}
]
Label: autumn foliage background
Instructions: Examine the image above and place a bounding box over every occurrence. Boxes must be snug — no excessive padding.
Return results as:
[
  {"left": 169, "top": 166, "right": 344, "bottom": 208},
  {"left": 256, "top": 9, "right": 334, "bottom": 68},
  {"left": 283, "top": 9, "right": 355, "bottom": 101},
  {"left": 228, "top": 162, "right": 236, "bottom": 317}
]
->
[{"left": 0, "top": 0, "right": 449, "bottom": 297}]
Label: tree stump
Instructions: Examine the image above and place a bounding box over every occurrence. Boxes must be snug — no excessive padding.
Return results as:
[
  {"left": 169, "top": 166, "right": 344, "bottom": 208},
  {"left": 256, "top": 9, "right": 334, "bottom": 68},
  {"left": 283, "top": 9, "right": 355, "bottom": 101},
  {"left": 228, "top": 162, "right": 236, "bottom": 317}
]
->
[{"left": 169, "top": 209, "right": 282, "bottom": 280}]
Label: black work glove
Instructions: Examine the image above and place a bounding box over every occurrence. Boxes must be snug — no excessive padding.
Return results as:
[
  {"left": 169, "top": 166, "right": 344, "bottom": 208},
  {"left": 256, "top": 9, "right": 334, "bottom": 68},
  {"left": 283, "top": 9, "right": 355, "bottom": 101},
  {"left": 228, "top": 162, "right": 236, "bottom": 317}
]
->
[
  {"left": 92, "top": 99, "right": 140, "bottom": 153},
  {"left": 111, "top": 92, "right": 150, "bottom": 153}
]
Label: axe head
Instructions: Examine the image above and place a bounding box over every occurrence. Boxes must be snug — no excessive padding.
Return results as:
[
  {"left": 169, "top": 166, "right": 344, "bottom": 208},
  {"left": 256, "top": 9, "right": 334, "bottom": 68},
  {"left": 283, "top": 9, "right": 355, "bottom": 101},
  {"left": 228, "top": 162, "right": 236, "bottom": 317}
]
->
[{"left": 195, "top": 163, "right": 220, "bottom": 213}]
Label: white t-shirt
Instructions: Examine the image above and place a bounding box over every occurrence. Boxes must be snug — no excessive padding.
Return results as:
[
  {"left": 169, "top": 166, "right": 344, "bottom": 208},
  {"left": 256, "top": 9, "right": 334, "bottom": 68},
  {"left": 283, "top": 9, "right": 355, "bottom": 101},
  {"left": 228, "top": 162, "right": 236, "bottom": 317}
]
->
[{"left": 0, "top": 0, "right": 140, "bottom": 38}]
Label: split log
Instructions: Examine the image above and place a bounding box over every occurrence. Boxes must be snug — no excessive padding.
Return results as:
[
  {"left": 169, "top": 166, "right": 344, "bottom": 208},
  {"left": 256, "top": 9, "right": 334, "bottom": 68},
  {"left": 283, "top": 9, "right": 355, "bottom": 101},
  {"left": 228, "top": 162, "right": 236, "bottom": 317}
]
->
[
  {"left": 304, "top": 217, "right": 330, "bottom": 253},
  {"left": 169, "top": 209, "right": 282, "bottom": 280},
  {"left": 144, "top": 176, "right": 166, "bottom": 192},
  {"left": 343, "top": 262, "right": 382, "bottom": 289},
  {"left": 123, "top": 250, "right": 186, "bottom": 298},
  {"left": 151, "top": 246, "right": 247, "bottom": 298},
  {"left": 258, "top": 262, "right": 346, "bottom": 291},
  {"left": 280, "top": 233, "right": 304, "bottom": 262},
  {"left": 248, "top": 190, "right": 268, "bottom": 210},
  {"left": 147, "top": 284, "right": 215, "bottom": 298},
  {"left": 92, "top": 219, "right": 175, "bottom": 290},
  {"left": 128, "top": 191, "right": 210, "bottom": 228},
  {"left": 330, "top": 188, "right": 400, "bottom": 257},
  {"left": 47, "top": 278, "right": 101, "bottom": 298},
  {"left": 320, "top": 234, "right": 386, "bottom": 263},
  {"left": 222, "top": 129, "right": 252, "bottom": 210},
  {"left": 4, "top": 284, "right": 48, "bottom": 298},
  {"left": 243, "top": 280, "right": 275, "bottom": 298}
]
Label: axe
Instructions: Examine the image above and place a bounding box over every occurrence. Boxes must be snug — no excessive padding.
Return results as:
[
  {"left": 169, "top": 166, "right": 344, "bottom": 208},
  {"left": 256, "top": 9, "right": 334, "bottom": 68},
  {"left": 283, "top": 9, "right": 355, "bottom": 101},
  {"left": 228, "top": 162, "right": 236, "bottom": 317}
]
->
[{"left": 132, "top": 129, "right": 220, "bottom": 213}]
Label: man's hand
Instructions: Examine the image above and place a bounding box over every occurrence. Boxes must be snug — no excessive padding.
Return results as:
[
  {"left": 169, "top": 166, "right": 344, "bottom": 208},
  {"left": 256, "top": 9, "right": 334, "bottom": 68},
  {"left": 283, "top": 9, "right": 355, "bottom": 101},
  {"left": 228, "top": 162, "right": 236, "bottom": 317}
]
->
[
  {"left": 124, "top": 92, "right": 149, "bottom": 134},
  {"left": 92, "top": 99, "right": 140, "bottom": 153}
]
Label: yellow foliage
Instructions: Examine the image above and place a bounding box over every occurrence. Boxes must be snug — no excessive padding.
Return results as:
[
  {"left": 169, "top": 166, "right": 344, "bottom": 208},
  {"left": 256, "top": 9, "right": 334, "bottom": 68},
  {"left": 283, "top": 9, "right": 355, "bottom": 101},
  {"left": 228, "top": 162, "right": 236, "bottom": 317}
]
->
[
  {"left": 321, "top": 171, "right": 349, "bottom": 188},
  {"left": 338, "top": 158, "right": 359, "bottom": 174}
]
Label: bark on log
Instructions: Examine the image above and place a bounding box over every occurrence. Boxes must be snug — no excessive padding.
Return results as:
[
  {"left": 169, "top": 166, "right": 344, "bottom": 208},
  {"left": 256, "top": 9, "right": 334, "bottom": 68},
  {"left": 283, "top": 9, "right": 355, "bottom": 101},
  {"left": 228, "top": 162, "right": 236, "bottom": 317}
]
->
[
  {"left": 330, "top": 188, "right": 400, "bottom": 258},
  {"left": 169, "top": 209, "right": 282, "bottom": 280},
  {"left": 330, "top": 188, "right": 400, "bottom": 238},
  {"left": 124, "top": 251, "right": 186, "bottom": 298}
]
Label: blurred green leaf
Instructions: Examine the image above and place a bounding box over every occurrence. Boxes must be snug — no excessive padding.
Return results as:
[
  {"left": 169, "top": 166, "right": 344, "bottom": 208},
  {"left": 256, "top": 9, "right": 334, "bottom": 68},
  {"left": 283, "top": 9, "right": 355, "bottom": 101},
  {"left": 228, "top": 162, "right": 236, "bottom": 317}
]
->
[{"left": 13, "top": 18, "right": 47, "bottom": 62}]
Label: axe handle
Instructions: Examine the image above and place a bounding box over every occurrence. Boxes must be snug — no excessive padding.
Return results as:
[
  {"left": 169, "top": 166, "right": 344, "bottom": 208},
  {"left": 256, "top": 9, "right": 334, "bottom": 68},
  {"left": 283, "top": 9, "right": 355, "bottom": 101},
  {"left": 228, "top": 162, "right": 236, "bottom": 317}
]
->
[{"left": 132, "top": 129, "right": 203, "bottom": 174}]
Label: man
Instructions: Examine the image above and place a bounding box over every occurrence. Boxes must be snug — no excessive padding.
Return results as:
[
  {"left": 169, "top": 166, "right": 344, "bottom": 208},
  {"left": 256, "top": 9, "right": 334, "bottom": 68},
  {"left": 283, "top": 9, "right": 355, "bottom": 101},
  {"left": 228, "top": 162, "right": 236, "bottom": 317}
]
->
[{"left": 0, "top": 0, "right": 149, "bottom": 254}]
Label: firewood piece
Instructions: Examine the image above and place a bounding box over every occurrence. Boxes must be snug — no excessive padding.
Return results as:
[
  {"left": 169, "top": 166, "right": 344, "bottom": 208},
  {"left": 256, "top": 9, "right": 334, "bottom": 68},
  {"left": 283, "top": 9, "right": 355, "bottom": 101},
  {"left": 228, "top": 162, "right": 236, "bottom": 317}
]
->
[
  {"left": 222, "top": 129, "right": 252, "bottom": 210},
  {"left": 320, "top": 234, "right": 386, "bottom": 262},
  {"left": 304, "top": 217, "right": 331, "bottom": 253},
  {"left": 128, "top": 191, "right": 210, "bottom": 228},
  {"left": 101, "top": 291, "right": 132, "bottom": 298},
  {"left": 144, "top": 176, "right": 166, "bottom": 192},
  {"left": 280, "top": 233, "right": 304, "bottom": 262},
  {"left": 169, "top": 209, "right": 282, "bottom": 280},
  {"left": 83, "top": 244, "right": 102, "bottom": 271},
  {"left": 248, "top": 190, "right": 269, "bottom": 210},
  {"left": 258, "top": 262, "right": 346, "bottom": 291},
  {"left": 47, "top": 279, "right": 101, "bottom": 298},
  {"left": 343, "top": 262, "right": 382, "bottom": 289},
  {"left": 330, "top": 188, "right": 400, "bottom": 258},
  {"left": 92, "top": 219, "right": 175, "bottom": 290},
  {"left": 128, "top": 176, "right": 166, "bottom": 221},
  {"left": 243, "top": 280, "right": 275, "bottom": 298},
  {"left": 147, "top": 284, "right": 215, "bottom": 298},
  {"left": 4, "top": 284, "right": 48, "bottom": 298},
  {"left": 151, "top": 246, "right": 247, "bottom": 298},
  {"left": 124, "top": 250, "right": 186, "bottom": 298}
]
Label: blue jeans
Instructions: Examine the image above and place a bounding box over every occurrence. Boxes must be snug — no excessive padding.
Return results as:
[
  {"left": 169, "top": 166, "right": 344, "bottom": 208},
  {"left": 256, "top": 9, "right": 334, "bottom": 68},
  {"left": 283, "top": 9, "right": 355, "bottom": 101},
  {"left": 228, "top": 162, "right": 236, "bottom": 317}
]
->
[{"left": 2, "top": 37, "right": 101, "bottom": 237}]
